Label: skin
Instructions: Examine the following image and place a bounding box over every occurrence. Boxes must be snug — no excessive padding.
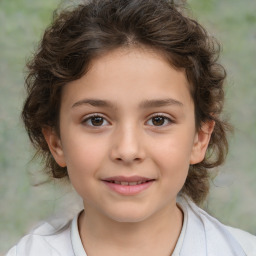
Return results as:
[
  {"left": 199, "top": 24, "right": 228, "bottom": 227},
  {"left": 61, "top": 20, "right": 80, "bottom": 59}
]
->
[{"left": 43, "top": 47, "right": 214, "bottom": 256}]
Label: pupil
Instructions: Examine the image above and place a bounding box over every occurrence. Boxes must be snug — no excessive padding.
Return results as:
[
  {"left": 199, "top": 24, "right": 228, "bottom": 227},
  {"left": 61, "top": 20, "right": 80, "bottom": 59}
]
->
[
  {"left": 92, "top": 117, "right": 103, "bottom": 126},
  {"left": 153, "top": 116, "right": 164, "bottom": 126}
]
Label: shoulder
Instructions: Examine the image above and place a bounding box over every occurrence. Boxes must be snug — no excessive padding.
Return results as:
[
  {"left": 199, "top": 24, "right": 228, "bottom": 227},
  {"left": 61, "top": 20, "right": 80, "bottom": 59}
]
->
[
  {"left": 197, "top": 203, "right": 256, "bottom": 255},
  {"left": 5, "top": 217, "right": 75, "bottom": 256},
  {"left": 178, "top": 196, "right": 256, "bottom": 255},
  {"left": 225, "top": 225, "right": 256, "bottom": 255}
]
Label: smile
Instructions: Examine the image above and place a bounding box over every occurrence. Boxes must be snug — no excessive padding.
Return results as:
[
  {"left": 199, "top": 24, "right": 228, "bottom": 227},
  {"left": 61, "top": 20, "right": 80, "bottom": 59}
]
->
[
  {"left": 107, "top": 180, "right": 149, "bottom": 185},
  {"left": 102, "top": 176, "right": 155, "bottom": 195}
]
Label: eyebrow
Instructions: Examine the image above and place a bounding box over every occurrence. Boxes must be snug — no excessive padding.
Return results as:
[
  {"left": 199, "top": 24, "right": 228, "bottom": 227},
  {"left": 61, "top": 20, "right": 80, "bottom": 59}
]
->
[
  {"left": 139, "top": 98, "right": 183, "bottom": 108},
  {"left": 72, "top": 98, "right": 183, "bottom": 109},
  {"left": 72, "top": 99, "right": 116, "bottom": 109}
]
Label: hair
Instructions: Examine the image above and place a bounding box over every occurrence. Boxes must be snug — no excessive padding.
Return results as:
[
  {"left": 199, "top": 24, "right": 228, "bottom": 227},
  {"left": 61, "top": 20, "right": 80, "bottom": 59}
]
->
[{"left": 22, "top": 0, "right": 231, "bottom": 205}]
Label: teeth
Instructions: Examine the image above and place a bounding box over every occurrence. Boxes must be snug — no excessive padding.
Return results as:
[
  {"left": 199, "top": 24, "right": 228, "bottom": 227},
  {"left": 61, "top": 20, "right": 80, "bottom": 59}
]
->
[
  {"left": 109, "top": 180, "right": 151, "bottom": 185},
  {"left": 116, "top": 181, "right": 147, "bottom": 185},
  {"left": 129, "top": 182, "right": 138, "bottom": 186}
]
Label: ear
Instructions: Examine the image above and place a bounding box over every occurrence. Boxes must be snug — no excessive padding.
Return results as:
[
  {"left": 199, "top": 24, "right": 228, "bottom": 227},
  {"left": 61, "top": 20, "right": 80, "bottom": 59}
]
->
[
  {"left": 42, "top": 127, "right": 66, "bottom": 167},
  {"left": 190, "top": 120, "right": 215, "bottom": 165}
]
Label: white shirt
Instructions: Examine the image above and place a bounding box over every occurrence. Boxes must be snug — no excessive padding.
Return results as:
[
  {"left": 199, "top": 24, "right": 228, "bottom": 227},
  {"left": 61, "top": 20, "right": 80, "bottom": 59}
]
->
[{"left": 6, "top": 197, "right": 256, "bottom": 256}]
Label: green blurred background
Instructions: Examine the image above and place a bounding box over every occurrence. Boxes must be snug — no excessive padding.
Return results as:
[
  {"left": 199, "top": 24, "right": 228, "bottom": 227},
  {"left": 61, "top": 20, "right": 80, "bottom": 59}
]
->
[{"left": 0, "top": 0, "right": 255, "bottom": 254}]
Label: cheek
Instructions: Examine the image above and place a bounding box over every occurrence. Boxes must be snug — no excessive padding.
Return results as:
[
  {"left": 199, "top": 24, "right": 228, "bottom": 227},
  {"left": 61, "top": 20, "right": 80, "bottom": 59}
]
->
[
  {"left": 152, "top": 134, "right": 194, "bottom": 167},
  {"left": 61, "top": 135, "right": 108, "bottom": 183},
  {"left": 63, "top": 141, "right": 106, "bottom": 199},
  {"left": 150, "top": 134, "right": 194, "bottom": 187}
]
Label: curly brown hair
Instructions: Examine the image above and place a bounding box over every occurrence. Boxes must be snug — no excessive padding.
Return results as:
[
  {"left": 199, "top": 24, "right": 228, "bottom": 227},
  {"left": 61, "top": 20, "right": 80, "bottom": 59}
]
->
[{"left": 22, "top": 0, "right": 231, "bottom": 205}]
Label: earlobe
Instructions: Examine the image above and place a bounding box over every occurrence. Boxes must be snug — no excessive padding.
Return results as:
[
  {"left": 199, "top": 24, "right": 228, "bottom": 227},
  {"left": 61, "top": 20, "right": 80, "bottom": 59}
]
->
[
  {"left": 190, "top": 120, "right": 215, "bottom": 165},
  {"left": 42, "top": 127, "right": 66, "bottom": 167}
]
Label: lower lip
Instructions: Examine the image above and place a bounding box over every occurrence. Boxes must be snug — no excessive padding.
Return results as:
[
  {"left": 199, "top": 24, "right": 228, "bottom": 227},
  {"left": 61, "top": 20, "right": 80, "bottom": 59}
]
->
[{"left": 103, "top": 181, "right": 154, "bottom": 195}]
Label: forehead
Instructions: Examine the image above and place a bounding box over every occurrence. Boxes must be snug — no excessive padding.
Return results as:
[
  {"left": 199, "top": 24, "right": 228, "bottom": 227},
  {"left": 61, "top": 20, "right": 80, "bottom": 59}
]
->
[{"left": 61, "top": 47, "right": 193, "bottom": 110}]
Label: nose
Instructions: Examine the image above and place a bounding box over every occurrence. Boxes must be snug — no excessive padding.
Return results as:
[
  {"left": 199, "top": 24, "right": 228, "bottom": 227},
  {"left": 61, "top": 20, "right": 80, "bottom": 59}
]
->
[{"left": 110, "top": 124, "right": 146, "bottom": 165}]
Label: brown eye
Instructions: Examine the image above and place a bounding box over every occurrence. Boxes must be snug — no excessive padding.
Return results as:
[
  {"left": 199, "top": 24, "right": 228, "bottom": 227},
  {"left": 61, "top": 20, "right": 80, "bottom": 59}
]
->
[
  {"left": 91, "top": 116, "right": 104, "bottom": 126},
  {"left": 146, "top": 115, "right": 172, "bottom": 127},
  {"left": 83, "top": 115, "right": 109, "bottom": 127},
  {"left": 152, "top": 116, "right": 165, "bottom": 126}
]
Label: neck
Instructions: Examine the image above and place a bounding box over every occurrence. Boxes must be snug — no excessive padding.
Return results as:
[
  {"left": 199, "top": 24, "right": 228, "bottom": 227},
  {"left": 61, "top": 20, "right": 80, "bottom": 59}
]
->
[{"left": 78, "top": 201, "right": 183, "bottom": 256}]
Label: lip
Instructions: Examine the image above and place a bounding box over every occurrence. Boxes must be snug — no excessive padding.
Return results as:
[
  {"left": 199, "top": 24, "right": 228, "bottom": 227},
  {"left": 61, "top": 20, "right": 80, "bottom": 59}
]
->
[
  {"left": 103, "top": 175, "right": 153, "bottom": 183},
  {"left": 102, "top": 176, "right": 155, "bottom": 195}
]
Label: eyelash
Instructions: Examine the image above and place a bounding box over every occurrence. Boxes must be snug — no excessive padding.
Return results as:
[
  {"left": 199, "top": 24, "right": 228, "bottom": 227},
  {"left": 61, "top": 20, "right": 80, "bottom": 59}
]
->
[
  {"left": 82, "top": 114, "right": 110, "bottom": 127},
  {"left": 146, "top": 114, "right": 174, "bottom": 127},
  {"left": 81, "top": 113, "right": 174, "bottom": 127}
]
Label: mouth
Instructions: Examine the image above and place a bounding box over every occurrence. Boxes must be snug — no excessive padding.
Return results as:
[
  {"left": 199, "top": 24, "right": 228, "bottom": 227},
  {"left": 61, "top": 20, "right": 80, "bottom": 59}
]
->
[
  {"left": 104, "top": 180, "right": 154, "bottom": 186},
  {"left": 102, "top": 176, "right": 155, "bottom": 195},
  {"left": 103, "top": 176, "right": 155, "bottom": 184}
]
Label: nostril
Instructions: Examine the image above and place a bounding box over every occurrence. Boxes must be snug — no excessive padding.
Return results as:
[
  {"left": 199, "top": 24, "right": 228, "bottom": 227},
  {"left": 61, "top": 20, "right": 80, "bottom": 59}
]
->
[{"left": 115, "top": 157, "right": 142, "bottom": 163}]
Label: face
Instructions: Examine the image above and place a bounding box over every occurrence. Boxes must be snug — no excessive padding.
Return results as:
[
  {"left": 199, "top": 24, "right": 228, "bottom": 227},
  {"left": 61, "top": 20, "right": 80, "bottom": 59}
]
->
[{"left": 44, "top": 47, "right": 213, "bottom": 223}]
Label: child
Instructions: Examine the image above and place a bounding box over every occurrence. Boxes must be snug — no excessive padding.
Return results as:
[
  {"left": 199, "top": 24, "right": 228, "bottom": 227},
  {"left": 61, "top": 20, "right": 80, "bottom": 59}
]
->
[{"left": 6, "top": 0, "right": 256, "bottom": 255}]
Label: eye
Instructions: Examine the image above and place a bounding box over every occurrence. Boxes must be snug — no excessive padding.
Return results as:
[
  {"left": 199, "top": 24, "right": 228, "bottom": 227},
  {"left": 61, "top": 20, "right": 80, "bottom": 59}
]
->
[
  {"left": 82, "top": 114, "right": 110, "bottom": 127},
  {"left": 146, "top": 114, "right": 173, "bottom": 127}
]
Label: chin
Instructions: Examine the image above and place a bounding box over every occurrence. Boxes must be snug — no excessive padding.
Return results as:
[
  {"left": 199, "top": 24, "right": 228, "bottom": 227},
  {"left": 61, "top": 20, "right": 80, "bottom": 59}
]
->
[
  {"left": 105, "top": 207, "right": 152, "bottom": 223},
  {"left": 110, "top": 215, "right": 149, "bottom": 223}
]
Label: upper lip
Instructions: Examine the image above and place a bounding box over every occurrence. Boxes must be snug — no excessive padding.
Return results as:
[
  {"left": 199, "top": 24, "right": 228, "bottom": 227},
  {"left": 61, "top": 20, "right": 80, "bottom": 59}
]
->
[{"left": 102, "top": 176, "right": 155, "bottom": 182}]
